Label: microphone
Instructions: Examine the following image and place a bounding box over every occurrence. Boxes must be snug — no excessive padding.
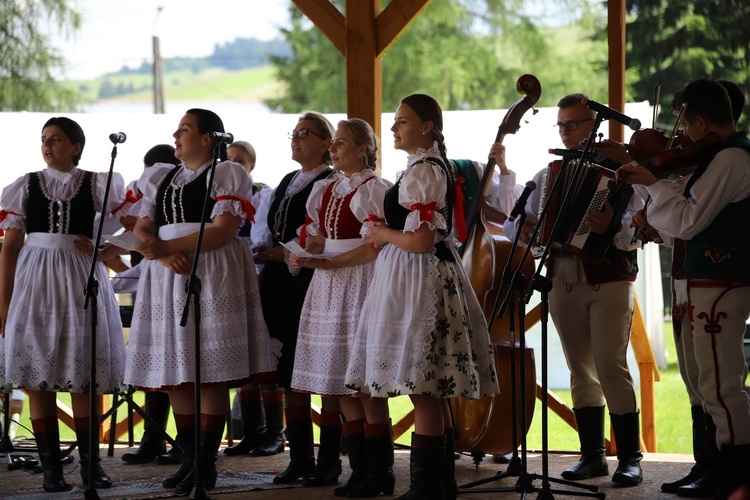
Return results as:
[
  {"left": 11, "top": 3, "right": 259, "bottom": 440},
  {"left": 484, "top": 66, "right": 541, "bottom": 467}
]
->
[
  {"left": 208, "top": 131, "right": 234, "bottom": 144},
  {"left": 581, "top": 99, "right": 642, "bottom": 131},
  {"left": 109, "top": 132, "right": 127, "bottom": 144},
  {"left": 507, "top": 180, "right": 536, "bottom": 222}
]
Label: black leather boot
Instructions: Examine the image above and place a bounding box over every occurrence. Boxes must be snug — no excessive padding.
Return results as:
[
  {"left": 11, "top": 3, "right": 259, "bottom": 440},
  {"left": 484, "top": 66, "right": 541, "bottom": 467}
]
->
[
  {"left": 76, "top": 426, "right": 113, "bottom": 488},
  {"left": 162, "top": 423, "right": 195, "bottom": 488},
  {"left": 396, "top": 433, "right": 446, "bottom": 500},
  {"left": 661, "top": 406, "right": 709, "bottom": 492},
  {"left": 273, "top": 416, "right": 315, "bottom": 484},
  {"left": 346, "top": 421, "right": 396, "bottom": 498},
  {"left": 122, "top": 391, "right": 169, "bottom": 464},
  {"left": 303, "top": 411, "right": 343, "bottom": 486},
  {"left": 676, "top": 412, "right": 718, "bottom": 497},
  {"left": 333, "top": 420, "right": 366, "bottom": 497},
  {"left": 714, "top": 443, "right": 750, "bottom": 500},
  {"left": 252, "top": 393, "right": 286, "bottom": 456},
  {"left": 175, "top": 416, "right": 224, "bottom": 495},
  {"left": 223, "top": 393, "right": 266, "bottom": 456},
  {"left": 32, "top": 417, "right": 71, "bottom": 492},
  {"left": 561, "top": 406, "right": 609, "bottom": 480},
  {"left": 610, "top": 411, "right": 643, "bottom": 486}
]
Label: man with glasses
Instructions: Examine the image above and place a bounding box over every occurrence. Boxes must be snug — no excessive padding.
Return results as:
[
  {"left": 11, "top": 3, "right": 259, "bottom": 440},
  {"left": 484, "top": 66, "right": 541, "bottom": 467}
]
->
[{"left": 503, "top": 93, "right": 646, "bottom": 487}]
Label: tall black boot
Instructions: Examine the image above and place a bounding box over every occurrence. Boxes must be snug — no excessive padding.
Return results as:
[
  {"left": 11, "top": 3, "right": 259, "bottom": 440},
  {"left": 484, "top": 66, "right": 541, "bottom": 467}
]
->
[
  {"left": 273, "top": 414, "right": 315, "bottom": 484},
  {"left": 175, "top": 415, "right": 224, "bottom": 495},
  {"left": 561, "top": 406, "right": 609, "bottom": 480},
  {"left": 396, "top": 433, "right": 446, "bottom": 500},
  {"left": 444, "top": 427, "right": 458, "bottom": 500},
  {"left": 304, "top": 411, "right": 343, "bottom": 486},
  {"left": 610, "top": 411, "right": 643, "bottom": 486},
  {"left": 252, "top": 391, "right": 286, "bottom": 456},
  {"left": 676, "top": 412, "right": 718, "bottom": 497},
  {"left": 162, "top": 417, "right": 195, "bottom": 489},
  {"left": 346, "top": 421, "right": 396, "bottom": 498},
  {"left": 122, "top": 391, "right": 169, "bottom": 464},
  {"left": 76, "top": 422, "right": 113, "bottom": 488},
  {"left": 223, "top": 392, "right": 266, "bottom": 456},
  {"left": 32, "top": 417, "right": 71, "bottom": 492},
  {"left": 333, "top": 420, "right": 366, "bottom": 497},
  {"left": 662, "top": 405, "right": 709, "bottom": 492},
  {"left": 715, "top": 443, "right": 750, "bottom": 500}
]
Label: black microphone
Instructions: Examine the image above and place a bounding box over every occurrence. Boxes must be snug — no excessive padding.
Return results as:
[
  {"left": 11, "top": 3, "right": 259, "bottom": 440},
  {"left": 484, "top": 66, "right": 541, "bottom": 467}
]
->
[
  {"left": 507, "top": 180, "right": 536, "bottom": 222},
  {"left": 581, "top": 98, "right": 642, "bottom": 131},
  {"left": 208, "top": 131, "right": 234, "bottom": 144},
  {"left": 109, "top": 132, "right": 127, "bottom": 144}
]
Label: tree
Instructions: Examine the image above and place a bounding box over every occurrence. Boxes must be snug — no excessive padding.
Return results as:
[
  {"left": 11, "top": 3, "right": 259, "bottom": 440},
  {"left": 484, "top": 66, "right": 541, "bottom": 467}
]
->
[
  {"left": 625, "top": 0, "right": 750, "bottom": 131},
  {"left": 265, "top": 0, "right": 611, "bottom": 114},
  {"left": 0, "top": 0, "right": 82, "bottom": 111}
]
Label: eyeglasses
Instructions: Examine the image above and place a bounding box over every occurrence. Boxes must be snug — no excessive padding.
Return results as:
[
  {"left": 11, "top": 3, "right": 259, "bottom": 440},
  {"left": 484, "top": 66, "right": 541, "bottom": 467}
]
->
[
  {"left": 288, "top": 128, "right": 326, "bottom": 140},
  {"left": 554, "top": 119, "right": 594, "bottom": 132}
]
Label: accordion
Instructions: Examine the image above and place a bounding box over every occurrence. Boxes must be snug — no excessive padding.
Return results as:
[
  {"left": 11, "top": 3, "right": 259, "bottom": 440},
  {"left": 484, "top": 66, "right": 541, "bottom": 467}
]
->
[{"left": 535, "top": 158, "right": 633, "bottom": 263}]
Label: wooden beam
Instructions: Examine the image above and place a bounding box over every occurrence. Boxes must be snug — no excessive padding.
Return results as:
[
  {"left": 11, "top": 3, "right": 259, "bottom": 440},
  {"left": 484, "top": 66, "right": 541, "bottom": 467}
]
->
[
  {"left": 292, "top": 0, "right": 346, "bottom": 54},
  {"left": 608, "top": 0, "right": 627, "bottom": 142},
  {"left": 345, "top": 0, "right": 381, "bottom": 135},
  {"left": 376, "top": 0, "right": 432, "bottom": 58}
]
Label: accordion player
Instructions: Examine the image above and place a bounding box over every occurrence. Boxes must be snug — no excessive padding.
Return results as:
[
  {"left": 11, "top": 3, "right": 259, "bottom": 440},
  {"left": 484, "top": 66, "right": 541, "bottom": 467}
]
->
[{"left": 534, "top": 151, "right": 636, "bottom": 264}]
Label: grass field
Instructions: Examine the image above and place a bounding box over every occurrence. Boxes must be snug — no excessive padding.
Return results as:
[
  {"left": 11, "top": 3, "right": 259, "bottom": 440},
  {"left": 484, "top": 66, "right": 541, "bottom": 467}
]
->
[
  {"left": 73, "top": 65, "right": 283, "bottom": 103},
  {"left": 7, "top": 322, "right": 700, "bottom": 455}
]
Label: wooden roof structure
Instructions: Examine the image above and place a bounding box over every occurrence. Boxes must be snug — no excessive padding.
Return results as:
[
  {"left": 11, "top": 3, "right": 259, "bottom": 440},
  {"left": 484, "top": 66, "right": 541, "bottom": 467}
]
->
[{"left": 291, "top": 0, "right": 629, "bottom": 142}]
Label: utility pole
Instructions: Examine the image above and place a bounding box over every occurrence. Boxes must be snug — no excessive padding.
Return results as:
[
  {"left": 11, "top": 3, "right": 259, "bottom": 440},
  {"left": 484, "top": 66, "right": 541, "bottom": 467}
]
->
[{"left": 153, "top": 6, "right": 165, "bottom": 114}]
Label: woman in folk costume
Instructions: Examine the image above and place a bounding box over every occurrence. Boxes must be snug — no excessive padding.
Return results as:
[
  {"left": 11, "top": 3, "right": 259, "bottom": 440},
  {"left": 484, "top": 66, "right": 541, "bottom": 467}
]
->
[
  {"left": 0, "top": 117, "right": 126, "bottom": 491},
  {"left": 345, "top": 94, "right": 500, "bottom": 499},
  {"left": 249, "top": 112, "right": 337, "bottom": 484},
  {"left": 123, "top": 108, "right": 280, "bottom": 494},
  {"left": 288, "top": 118, "right": 392, "bottom": 493}
]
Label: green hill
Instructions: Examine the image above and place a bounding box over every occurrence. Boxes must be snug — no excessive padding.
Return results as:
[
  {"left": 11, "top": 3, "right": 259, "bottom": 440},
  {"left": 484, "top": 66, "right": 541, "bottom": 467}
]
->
[{"left": 73, "top": 65, "right": 284, "bottom": 104}]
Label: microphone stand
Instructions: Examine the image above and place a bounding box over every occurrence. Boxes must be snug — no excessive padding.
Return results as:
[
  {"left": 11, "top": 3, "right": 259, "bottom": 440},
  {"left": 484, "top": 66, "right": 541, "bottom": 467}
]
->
[
  {"left": 457, "top": 211, "right": 529, "bottom": 494},
  {"left": 82, "top": 136, "right": 122, "bottom": 499},
  {"left": 179, "top": 141, "right": 223, "bottom": 500}
]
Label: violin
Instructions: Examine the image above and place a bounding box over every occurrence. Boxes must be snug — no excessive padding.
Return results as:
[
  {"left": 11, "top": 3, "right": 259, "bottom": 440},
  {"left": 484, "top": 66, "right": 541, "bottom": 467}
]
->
[
  {"left": 634, "top": 131, "right": 723, "bottom": 179},
  {"left": 626, "top": 128, "right": 693, "bottom": 164}
]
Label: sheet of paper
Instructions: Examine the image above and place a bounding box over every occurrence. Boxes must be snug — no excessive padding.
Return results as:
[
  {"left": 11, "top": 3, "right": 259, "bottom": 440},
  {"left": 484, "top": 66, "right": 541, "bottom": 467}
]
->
[
  {"left": 103, "top": 232, "right": 143, "bottom": 252},
  {"left": 280, "top": 240, "right": 316, "bottom": 258}
]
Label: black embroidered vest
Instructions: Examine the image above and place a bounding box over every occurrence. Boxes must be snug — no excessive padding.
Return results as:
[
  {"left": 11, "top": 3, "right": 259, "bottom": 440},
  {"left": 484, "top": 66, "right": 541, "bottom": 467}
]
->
[
  {"left": 267, "top": 168, "right": 333, "bottom": 246},
  {"left": 26, "top": 170, "right": 96, "bottom": 238},
  {"left": 155, "top": 165, "right": 214, "bottom": 227},
  {"left": 383, "top": 157, "right": 454, "bottom": 261}
]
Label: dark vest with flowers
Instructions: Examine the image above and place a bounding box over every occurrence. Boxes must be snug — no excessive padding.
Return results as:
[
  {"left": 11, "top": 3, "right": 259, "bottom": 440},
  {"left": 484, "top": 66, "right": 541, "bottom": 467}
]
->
[{"left": 672, "top": 134, "right": 750, "bottom": 281}]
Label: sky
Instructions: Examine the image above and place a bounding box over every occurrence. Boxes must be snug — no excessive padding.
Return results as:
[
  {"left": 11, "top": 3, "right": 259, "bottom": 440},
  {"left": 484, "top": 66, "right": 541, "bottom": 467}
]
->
[{"left": 50, "top": 0, "right": 291, "bottom": 80}]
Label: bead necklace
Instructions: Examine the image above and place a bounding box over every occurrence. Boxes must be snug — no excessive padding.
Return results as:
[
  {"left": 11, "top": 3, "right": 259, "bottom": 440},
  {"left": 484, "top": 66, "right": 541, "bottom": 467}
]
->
[{"left": 272, "top": 169, "right": 327, "bottom": 241}]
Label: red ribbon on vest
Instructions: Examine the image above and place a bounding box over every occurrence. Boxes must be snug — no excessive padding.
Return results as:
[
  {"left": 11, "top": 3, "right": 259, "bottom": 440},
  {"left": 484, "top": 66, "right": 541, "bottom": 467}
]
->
[
  {"left": 453, "top": 177, "right": 467, "bottom": 242},
  {"left": 215, "top": 195, "right": 255, "bottom": 223},
  {"left": 298, "top": 213, "right": 314, "bottom": 249}
]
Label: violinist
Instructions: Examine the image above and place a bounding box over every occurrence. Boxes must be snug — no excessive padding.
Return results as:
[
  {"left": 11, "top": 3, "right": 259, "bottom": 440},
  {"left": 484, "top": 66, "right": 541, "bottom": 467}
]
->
[
  {"left": 617, "top": 77, "right": 750, "bottom": 500},
  {"left": 609, "top": 78, "right": 746, "bottom": 498},
  {"left": 504, "top": 93, "right": 645, "bottom": 486}
]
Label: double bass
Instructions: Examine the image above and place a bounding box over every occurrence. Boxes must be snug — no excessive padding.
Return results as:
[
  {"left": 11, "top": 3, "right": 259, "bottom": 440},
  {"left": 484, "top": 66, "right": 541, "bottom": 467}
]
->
[{"left": 450, "top": 75, "right": 540, "bottom": 456}]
